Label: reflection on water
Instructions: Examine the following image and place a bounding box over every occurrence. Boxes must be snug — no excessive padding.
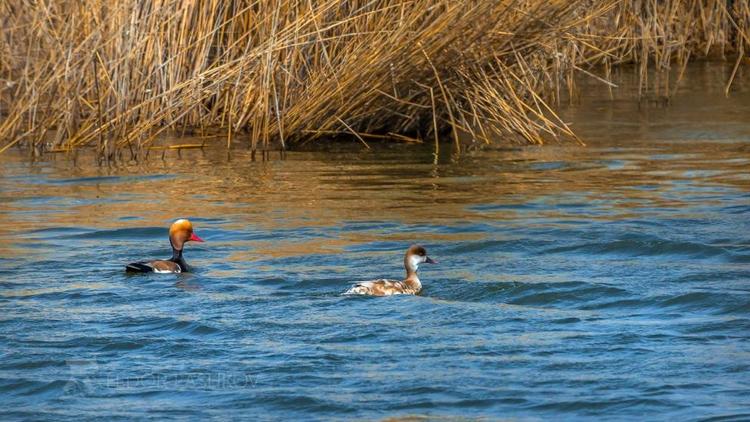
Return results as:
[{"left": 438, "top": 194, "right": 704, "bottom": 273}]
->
[{"left": 1, "top": 63, "right": 749, "bottom": 420}]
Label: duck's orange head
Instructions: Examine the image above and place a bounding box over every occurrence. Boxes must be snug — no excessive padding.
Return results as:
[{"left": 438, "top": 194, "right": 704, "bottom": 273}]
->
[{"left": 169, "top": 218, "right": 204, "bottom": 250}]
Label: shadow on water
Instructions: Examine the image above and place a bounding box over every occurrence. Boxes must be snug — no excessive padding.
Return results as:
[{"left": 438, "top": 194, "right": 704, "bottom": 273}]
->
[{"left": 1, "top": 63, "right": 749, "bottom": 420}]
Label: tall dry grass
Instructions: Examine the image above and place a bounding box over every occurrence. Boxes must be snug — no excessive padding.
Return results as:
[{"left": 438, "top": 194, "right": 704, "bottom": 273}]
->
[
  {"left": 571, "top": 0, "right": 750, "bottom": 99},
  {"left": 0, "top": 0, "right": 748, "bottom": 159}
]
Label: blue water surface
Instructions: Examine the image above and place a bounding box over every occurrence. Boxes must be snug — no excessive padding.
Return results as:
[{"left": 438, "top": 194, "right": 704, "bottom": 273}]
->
[{"left": 1, "top": 63, "right": 749, "bottom": 420}]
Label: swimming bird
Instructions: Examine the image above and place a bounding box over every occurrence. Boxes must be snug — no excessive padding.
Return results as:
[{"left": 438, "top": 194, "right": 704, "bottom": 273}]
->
[
  {"left": 125, "top": 219, "right": 204, "bottom": 273},
  {"left": 345, "top": 245, "right": 437, "bottom": 296}
]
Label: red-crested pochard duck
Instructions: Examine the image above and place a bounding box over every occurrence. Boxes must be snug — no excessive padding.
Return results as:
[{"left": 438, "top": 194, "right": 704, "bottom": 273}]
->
[
  {"left": 125, "top": 219, "right": 204, "bottom": 273},
  {"left": 345, "top": 245, "right": 437, "bottom": 296}
]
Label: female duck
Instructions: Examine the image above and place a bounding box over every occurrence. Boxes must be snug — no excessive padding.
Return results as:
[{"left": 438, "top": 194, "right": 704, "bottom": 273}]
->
[
  {"left": 345, "top": 245, "right": 437, "bottom": 296},
  {"left": 125, "top": 219, "right": 204, "bottom": 273}
]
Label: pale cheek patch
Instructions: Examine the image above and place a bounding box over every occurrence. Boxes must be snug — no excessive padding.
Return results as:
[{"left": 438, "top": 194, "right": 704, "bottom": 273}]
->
[{"left": 409, "top": 255, "right": 422, "bottom": 270}]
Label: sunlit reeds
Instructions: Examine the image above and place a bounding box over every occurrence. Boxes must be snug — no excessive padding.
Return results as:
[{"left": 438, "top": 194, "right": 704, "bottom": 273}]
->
[
  {"left": 0, "top": 0, "right": 747, "bottom": 159},
  {"left": 570, "top": 0, "right": 750, "bottom": 99}
]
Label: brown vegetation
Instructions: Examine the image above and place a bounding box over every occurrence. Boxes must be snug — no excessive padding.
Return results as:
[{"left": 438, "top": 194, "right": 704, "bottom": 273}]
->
[{"left": 0, "top": 0, "right": 748, "bottom": 159}]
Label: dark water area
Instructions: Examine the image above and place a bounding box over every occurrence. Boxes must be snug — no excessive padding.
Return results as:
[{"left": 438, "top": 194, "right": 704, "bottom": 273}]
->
[{"left": 1, "top": 63, "right": 750, "bottom": 420}]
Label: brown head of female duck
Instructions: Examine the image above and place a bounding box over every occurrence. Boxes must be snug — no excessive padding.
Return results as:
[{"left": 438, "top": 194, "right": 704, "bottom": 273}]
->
[
  {"left": 125, "top": 219, "right": 204, "bottom": 273},
  {"left": 345, "top": 245, "right": 437, "bottom": 296}
]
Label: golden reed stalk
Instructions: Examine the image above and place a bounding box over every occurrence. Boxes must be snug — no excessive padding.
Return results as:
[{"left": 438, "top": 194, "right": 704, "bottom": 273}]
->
[{"left": 0, "top": 0, "right": 747, "bottom": 158}]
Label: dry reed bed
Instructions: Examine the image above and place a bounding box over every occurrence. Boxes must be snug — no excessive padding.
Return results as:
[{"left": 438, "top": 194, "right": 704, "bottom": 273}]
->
[{"left": 0, "top": 0, "right": 748, "bottom": 159}]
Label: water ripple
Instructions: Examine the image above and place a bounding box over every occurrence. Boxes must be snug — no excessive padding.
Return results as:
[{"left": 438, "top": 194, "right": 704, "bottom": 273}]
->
[{"left": 2, "top": 77, "right": 750, "bottom": 419}]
